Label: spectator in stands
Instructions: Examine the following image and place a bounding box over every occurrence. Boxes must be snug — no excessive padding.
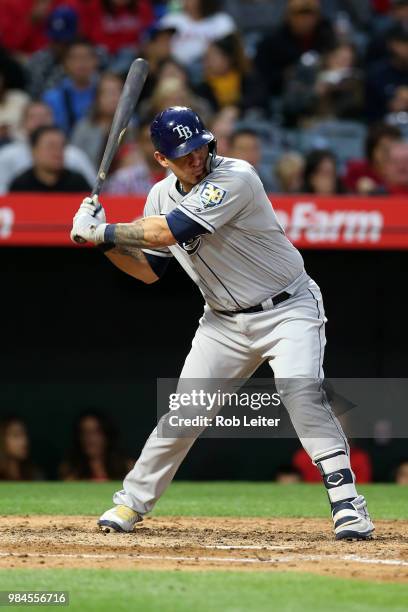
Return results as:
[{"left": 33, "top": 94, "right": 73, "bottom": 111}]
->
[
  {"left": 197, "top": 34, "right": 266, "bottom": 113},
  {"left": 155, "top": 57, "right": 191, "bottom": 85},
  {"left": 0, "top": 101, "right": 96, "bottom": 194},
  {"left": 222, "top": 0, "right": 286, "bottom": 34},
  {"left": 275, "top": 464, "right": 302, "bottom": 483},
  {"left": 140, "top": 76, "right": 212, "bottom": 124},
  {"left": 343, "top": 123, "right": 402, "bottom": 194},
  {"left": 275, "top": 151, "right": 305, "bottom": 193},
  {"left": 0, "top": 416, "right": 42, "bottom": 481},
  {"left": 79, "top": 0, "right": 154, "bottom": 71},
  {"left": 367, "top": 0, "right": 408, "bottom": 63},
  {"left": 0, "top": 67, "right": 30, "bottom": 146},
  {"left": 387, "top": 85, "right": 408, "bottom": 117},
  {"left": 0, "top": 0, "right": 79, "bottom": 55},
  {"left": 228, "top": 128, "right": 261, "bottom": 166},
  {"left": 71, "top": 72, "right": 125, "bottom": 168},
  {"left": 141, "top": 57, "right": 205, "bottom": 110},
  {"left": 228, "top": 128, "right": 275, "bottom": 191},
  {"left": 255, "top": 0, "right": 336, "bottom": 102},
  {"left": 282, "top": 42, "right": 364, "bottom": 126},
  {"left": 0, "top": 45, "right": 27, "bottom": 91},
  {"left": 394, "top": 459, "right": 408, "bottom": 484},
  {"left": 104, "top": 119, "right": 166, "bottom": 194},
  {"left": 225, "top": 0, "right": 371, "bottom": 36},
  {"left": 293, "top": 444, "right": 372, "bottom": 483},
  {"left": 43, "top": 38, "right": 98, "bottom": 135},
  {"left": 303, "top": 149, "right": 345, "bottom": 194},
  {"left": 381, "top": 140, "right": 408, "bottom": 194},
  {"left": 313, "top": 43, "right": 364, "bottom": 119},
  {"left": 366, "top": 24, "right": 408, "bottom": 122},
  {"left": 8, "top": 125, "right": 91, "bottom": 192},
  {"left": 138, "top": 26, "right": 176, "bottom": 101},
  {"left": 371, "top": 0, "right": 394, "bottom": 17},
  {"left": 59, "top": 410, "right": 133, "bottom": 481},
  {"left": 26, "top": 5, "right": 79, "bottom": 99},
  {"left": 159, "top": 0, "right": 236, "bottom": 66},
  {"left": 208, "top": 105, "right": 239, "bottom": 156}
]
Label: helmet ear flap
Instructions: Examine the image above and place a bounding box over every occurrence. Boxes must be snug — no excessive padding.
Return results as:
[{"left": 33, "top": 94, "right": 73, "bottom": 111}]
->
[{"left": 206, "top": 138, "right": 218, "bottom": 172}]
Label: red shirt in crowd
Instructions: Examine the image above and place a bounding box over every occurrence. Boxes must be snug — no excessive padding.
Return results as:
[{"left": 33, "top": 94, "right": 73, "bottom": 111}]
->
[
  {"left": 344, "top": 160, "right": 408, "bottom": 195},
  {"left": 293, "top": 446, "right": 373, "bottom": 483},
  {"left": 343, "top": 159, "right": 385, "bottom": 193},
  {"left": 371, "top": 0, "right": 392, "bottom": 14},
  {"left": 384, "top": 184, "right": 408, "bottom": 195},
  {"left": 79, "top": 0, "right": 154, "bottom": 54},
  {"left": 0, "top": 0, "right": 79, "bottom": 54}
]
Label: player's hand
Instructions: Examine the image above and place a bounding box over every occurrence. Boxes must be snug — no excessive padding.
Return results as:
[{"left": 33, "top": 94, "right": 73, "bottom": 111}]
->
[
  {"left": 70, "top": 215, "right": 107, "bottom": 245},
  {"left": 73, "top": 195, "right": 106, "bottom": 225}
]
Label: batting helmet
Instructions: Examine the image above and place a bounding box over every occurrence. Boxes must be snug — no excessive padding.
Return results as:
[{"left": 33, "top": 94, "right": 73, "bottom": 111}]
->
[{"left": 150, "top": 106, "right": 215, "bottom": 159}]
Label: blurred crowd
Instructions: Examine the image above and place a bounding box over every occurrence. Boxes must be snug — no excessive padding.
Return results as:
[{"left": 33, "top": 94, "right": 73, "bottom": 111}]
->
[
  {"left": 0, "top": 412, "right": 407, "bottom": 483},
  {"left": 1, "top": 0, "right": 408, "bottom": 196},
  {"left": 0, "top": 412, "right": 134, "bottom": 481}
]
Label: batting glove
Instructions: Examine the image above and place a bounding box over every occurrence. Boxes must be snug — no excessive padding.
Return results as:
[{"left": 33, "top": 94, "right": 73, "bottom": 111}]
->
[
  {"left": 70, "top": 217, "right": 108, "bottom": 245},
  {"left": 73, "top": 195, "right": 106, "bottom": 225}
]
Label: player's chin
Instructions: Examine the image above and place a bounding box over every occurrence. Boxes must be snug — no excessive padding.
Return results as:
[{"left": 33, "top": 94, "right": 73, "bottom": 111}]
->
[{"left": 193, "top": 169, "right": 206, "bottom": 183}]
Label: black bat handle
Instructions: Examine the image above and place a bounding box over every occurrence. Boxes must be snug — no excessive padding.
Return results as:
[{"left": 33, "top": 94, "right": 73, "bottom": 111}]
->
[{"left": 72, "top": 176, "right": 104, "bottom": 244}]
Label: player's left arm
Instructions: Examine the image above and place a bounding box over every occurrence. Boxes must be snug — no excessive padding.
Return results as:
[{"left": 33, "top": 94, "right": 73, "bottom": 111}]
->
[{"left": 106, "top": 216, "right": 177, "bottom": 248}]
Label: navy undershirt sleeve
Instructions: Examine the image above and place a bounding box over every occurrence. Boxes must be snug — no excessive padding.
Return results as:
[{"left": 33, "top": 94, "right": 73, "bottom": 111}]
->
[
  {"left": 144, "top": 252, "right": 171, "bottom": 278},
  {"left": 166, "top": 208, "right": 210, "bottom": 243}
]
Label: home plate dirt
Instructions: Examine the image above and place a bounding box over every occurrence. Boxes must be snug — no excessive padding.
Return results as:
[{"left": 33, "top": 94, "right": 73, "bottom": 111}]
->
[{"left": 1, "top": 516, "right": 407, "bottom": 581}]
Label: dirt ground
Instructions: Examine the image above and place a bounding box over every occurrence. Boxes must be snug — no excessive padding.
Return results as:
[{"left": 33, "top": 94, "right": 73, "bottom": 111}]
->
[{"left": 0, "top": 516, "right": 407, "bottom": 582}]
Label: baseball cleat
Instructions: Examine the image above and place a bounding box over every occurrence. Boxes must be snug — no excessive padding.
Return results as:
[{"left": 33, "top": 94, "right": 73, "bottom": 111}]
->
[
  {"left": 98, "top": 505, "right": 142, "bottom": 533},
  {"left": 332, "top": 495, "right": 375, "bottom": 541}
]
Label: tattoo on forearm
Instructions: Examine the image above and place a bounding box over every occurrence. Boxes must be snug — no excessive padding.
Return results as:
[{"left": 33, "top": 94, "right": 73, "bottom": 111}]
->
[
  {"left": 114, "top": 221, "right": 150, "bottom": 248},
  {"left": 114, "top": 245, "right": 145, "bottom": 262}
]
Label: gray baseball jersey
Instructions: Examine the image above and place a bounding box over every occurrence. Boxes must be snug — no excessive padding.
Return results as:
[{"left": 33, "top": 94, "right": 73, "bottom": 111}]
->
[{"left": 142, "top": 156, "right": 304, "bottom": 311}]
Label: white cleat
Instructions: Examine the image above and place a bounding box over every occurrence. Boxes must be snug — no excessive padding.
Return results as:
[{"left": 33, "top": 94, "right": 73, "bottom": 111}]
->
[
  {"left": 98, "top": 505, "right": 143, "bottom": 533},
  {"left": 333, "top": 495, "right": 375, "bottom": 541}
]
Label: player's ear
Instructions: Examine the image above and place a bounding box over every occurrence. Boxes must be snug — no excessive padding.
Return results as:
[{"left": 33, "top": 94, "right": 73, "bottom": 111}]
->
[{"left": 154, "top": 151, "right": 169, "bottom": 168}]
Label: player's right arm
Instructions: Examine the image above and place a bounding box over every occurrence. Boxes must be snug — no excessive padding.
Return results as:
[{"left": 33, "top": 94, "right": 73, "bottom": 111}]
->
[{"left": 71, "top": 193, "right": 171, "bottom": 284}]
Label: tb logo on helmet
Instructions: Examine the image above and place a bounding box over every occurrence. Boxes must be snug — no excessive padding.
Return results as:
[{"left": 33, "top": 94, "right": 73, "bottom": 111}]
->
[{"left": 173, "top": 124, "right": 193, "bottom": 140}]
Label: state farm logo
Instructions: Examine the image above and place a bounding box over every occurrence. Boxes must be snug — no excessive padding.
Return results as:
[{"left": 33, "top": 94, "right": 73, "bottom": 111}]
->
[
  {"left": 276, "top": 202, "right": 383, "bottom": 243},
  {"left": 0, "top": 207, "right": 14, "bottom": 239}
]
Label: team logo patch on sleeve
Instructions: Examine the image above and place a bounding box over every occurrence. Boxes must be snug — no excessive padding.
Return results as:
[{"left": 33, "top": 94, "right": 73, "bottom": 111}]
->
[{"left": 199, "top": 182, "right": 227, "bottom": 208}]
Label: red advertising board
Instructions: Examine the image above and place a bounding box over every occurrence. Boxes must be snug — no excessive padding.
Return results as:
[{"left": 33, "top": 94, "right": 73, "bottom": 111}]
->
[{"left": 0, "top": 194, "right": 407, "bottom": 249}]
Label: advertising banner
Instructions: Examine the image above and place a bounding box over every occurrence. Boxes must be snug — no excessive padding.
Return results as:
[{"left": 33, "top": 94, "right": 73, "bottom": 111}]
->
[{"left": 1, "top": 194, "right": 407, "bottom": 249}]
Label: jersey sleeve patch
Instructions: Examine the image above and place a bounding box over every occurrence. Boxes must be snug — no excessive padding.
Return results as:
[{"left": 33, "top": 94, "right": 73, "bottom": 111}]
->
[{"left": 199, "top": 181, "right": 227, "bottom": 209}]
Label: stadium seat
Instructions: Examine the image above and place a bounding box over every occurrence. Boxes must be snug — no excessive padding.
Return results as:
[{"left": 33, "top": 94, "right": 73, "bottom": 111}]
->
[{"left": 296, "top": 120, "right": 367, "bottom": 170}]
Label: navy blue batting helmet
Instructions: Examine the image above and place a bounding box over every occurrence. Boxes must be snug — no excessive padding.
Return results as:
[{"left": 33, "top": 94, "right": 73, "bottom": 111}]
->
[{"left": 150, "top": 106, "right": 215, "bottom": 159}]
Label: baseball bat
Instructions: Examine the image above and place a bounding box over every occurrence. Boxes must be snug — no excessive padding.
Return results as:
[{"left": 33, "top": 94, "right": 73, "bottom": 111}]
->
[{"left": 73, "top": 57, "right": 149, "bottom": 243}]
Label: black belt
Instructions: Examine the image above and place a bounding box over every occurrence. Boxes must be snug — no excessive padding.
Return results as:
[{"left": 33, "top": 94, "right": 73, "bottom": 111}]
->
[{"left": 216, "top": 291, "right": 291, "bottom": 317}]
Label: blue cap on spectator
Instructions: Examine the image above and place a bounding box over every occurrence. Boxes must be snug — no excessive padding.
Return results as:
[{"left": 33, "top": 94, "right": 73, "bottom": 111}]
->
[
  {"left": 47, "top": 6, "right": 78, "bottom": 43},
  {"left": 143, "top": 24, "right": 177, "bottom": 44}
]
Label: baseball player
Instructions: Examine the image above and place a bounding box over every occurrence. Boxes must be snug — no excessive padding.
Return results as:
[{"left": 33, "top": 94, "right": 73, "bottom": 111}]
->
[{"left": 71, "top": 106, "right": 374, "bottom": 540}]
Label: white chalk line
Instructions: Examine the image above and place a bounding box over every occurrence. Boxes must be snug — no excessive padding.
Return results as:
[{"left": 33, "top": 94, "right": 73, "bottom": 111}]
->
[
  {"left": 1, "top": 551, "right": 407, "bottom": 567},
  {"left": 204, "top": 545, "right": 293, "bottom": 551}
]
